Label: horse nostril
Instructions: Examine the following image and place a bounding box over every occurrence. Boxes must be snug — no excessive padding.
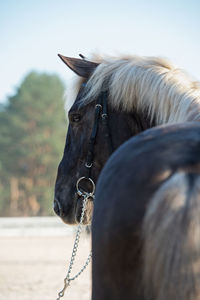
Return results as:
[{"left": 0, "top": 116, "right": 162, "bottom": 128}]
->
[{"left": 54, "top": 199, "right": 63, "bottom": 217}]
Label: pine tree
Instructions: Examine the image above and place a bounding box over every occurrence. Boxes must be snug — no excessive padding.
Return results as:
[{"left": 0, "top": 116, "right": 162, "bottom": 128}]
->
[{"left": 0, "top": 71, "right": 67, "bottom": 216}]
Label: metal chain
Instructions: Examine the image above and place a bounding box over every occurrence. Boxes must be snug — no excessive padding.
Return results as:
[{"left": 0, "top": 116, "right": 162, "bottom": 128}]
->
[{"left": 56, "top": 194, "right": 93, "bottom": 300}]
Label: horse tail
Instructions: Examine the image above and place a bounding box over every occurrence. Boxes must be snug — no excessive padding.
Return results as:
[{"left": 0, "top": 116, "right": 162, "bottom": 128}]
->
[{"left": 143, "top": 172, "right": 200, "bottom": 300}]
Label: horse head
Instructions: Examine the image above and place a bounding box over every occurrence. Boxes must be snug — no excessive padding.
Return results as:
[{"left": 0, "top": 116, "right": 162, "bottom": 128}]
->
[{"left": 54, "top": 55, "right": 146, "bottom": 224}]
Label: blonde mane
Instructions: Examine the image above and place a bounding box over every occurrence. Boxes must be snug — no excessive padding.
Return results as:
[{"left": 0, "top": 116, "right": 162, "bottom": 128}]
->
[{"left": 80, "top": 55, "right": 200, "bottom": 125}]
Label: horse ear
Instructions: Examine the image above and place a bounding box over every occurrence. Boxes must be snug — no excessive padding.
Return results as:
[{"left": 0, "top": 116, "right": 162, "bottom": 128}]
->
[{"left": 58, "top": 54, "right": 99, "bottom": 78}]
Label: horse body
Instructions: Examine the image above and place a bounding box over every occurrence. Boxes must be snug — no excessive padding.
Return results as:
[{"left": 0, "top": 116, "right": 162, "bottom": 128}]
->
[
  {"left": 93, "top": 122, "right": 200, "bottom": 299},
  {"left": 54, "top": 54, "right": 200, "bottom": 299}
]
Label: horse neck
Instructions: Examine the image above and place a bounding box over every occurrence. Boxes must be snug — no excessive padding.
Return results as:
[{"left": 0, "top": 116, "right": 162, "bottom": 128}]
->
[{"left": 110, "top": 109, "right": 152, "bottom": 151}]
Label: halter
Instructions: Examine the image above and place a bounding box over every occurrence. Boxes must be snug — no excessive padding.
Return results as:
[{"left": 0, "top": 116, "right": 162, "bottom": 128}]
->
[
  {"left": 56, "top": 90, "right": 114, "bottom": 300},
  {"left": 76, "top": 90, "right": 113, "bottom": 198}
]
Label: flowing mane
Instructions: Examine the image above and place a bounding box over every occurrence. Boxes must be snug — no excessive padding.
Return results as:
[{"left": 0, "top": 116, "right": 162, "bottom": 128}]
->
[{"left": 80, "top": 55, "right": 200, "bottom": 125}]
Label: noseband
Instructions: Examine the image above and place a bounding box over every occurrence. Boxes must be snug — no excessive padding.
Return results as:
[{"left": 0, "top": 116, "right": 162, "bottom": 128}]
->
[{"left": 76, "top": 91, "right": 113, "bottom": 199}]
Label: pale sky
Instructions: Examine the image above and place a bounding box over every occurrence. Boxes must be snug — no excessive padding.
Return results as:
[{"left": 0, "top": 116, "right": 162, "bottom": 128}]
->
[{"left": 1, "top": 0, "right": 200, "bottom": 103}]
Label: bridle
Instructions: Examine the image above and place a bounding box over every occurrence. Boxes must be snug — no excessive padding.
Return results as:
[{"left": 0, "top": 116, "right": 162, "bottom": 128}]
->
[
  {"left": 57, "top": 74, "right": 147, "bottom": 299},
  {"left": 57, "top": 80, "right": 149, "bottom": 299},
  {"left": 56, "top": 89, "right": 114, "bottom": 299},
  {"left": 76, "top": 89, "right": 113, "bottom": 200}
]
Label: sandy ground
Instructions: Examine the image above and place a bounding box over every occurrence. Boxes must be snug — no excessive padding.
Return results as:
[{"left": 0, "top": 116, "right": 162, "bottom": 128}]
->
[{"left": 0, "top": 218, "right": 92, "bottom": 300}]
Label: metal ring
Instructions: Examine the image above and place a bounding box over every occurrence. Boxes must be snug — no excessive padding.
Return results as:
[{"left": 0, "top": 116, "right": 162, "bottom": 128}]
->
[
  {"left": 101, "top": 113, "right": 107, "bottom": 119},
  {"left": 95, "top": 104, "right": 102, "bottom": 109},
  {"left": 76, "top": 176, "right": 95, "bottom": 197},
  {"left": 85, "top": 162, "right": 92, "bottom": 168}
]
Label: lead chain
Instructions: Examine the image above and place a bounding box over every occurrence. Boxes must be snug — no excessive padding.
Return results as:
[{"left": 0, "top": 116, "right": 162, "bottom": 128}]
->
[{"left": 56, "top": 194, "right": 92, "bottom": 300}]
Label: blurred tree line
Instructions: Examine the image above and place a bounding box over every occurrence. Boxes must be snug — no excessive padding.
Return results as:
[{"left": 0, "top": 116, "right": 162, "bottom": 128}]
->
[{"left": 0, "top": 72, "right": 67, "bottom": 216}]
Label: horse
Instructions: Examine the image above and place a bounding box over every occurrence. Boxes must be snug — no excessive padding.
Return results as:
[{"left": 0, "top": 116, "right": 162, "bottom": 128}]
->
[
  {"left": 54, "top": 54, "right": 200, "bottom": 299},
  {"left": 93, "top": 122, "right": 200, "bottom": 300}
]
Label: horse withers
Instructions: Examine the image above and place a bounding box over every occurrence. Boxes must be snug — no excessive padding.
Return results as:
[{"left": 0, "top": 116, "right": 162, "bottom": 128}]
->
[{"left": 54, "top": 54, "right": 200, "bottom": 299}]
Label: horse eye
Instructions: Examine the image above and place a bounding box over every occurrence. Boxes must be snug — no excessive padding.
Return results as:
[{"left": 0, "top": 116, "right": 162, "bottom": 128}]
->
[{"left": 70, "top": 114, "right": 81, "bottom": 123}]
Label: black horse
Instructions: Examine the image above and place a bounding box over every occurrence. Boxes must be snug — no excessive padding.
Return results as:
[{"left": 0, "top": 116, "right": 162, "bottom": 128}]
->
[
  {"left": 54, "top": 54, "right": 200, "bottom": 299},
  {"left": 93, "top": 122, "right": 200, "bottom": 300}
]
